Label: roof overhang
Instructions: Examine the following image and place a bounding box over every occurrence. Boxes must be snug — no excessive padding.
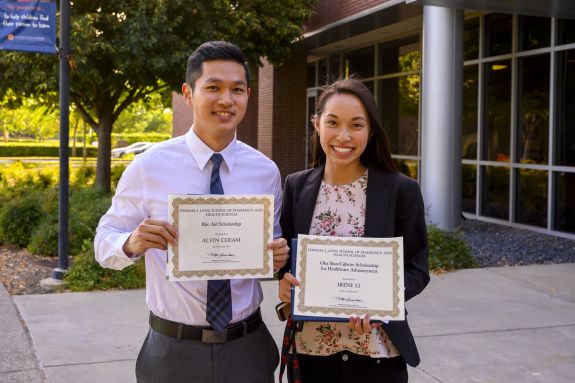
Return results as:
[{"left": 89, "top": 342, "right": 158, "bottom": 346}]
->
[{"left": 407, "top": 0, "right": 575, "bottom": 19}]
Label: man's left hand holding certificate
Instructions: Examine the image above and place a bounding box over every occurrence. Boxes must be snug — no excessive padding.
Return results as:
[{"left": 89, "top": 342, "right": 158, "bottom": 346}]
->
[{"left": 167, "top": 194, "right": 274, "bottom": 281}]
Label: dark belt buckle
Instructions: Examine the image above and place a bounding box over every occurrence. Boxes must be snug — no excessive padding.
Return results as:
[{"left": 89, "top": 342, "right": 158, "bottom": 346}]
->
[{"left": 201, "top": 329, "right": 227, "bottom": 344}]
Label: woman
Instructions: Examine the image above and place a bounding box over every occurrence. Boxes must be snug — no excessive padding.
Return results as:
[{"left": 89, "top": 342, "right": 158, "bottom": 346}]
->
[{"left": 278, "top": 78, "right": 429, "bottom": 383}]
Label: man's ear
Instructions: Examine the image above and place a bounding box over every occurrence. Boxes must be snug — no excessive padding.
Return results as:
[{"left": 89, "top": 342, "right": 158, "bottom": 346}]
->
[
  {"left": 247, "top": 87, "right": 251, "bottom": 97},
  {"left": 182, "top": 83, "right": 193, "bottom": 106}
]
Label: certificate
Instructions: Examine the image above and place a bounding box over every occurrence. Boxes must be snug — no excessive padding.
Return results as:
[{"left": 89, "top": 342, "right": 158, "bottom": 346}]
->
[
  {"left": 166, "top": 194, "right": 274, "bottom": 281},
  {"left": 292, "top": 234, "right": 404, "bottom": 322}
]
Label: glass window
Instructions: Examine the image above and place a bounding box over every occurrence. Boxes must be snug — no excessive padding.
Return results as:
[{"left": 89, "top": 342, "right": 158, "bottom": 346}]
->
[
  {"left": 484, "top": 14, "right": 512, "bottom": 57},
  {"left": 330, "top": 55, "right": 341, "bottom": 80},
  {"left": 481, "top": 166, "right": 509, "bottom": 220},
  {"left": 379, "top": 36, "right": 420, "bottom": 76},
  {"left": 483, "top": 60, "right": 511, "bottom": 162},
  {"left": 464, "top": 18, "right": 480, "bottom": 61},
  {"left": 318, "top": 59, "right": 328, "bottom": 85},
  {"left": 307, "top": 62, "right": 316, "bottom": 88},
  {"left": 557, "top": 19, "right": 575, "bottom": 46},
  {"left": 345, "top": 46, "right": 375, "bottom": 79},
  {"left": 554, "top": 172, "right": 575, "bottom": 234},
  {"left": 380, "top": 75, "right": 420, "bottom": 156},
  {"left": 516, "top": 169, "right": 548, "bottom": 227},
  {"left": 555, "top": 49, "right": 575, "bottom": 167},
  {"left": 463, "top": 65, "right": 478, "bottom": 159},
  {"left": 517, "top": 54, "right": 549, "bottom": 164},
  {"left": 462, "top": 164, "right": 477, "bottom": 213},
  {"left": 518, "top": 16, "right": 550, "bottom": 51},
  {"left": 394, "top": 159, "right": 418, "bottom": 180}
]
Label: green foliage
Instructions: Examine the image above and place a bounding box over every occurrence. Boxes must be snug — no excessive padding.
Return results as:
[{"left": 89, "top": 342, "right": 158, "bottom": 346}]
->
[
  {"left": 427, "top": 225, "right": 478, "bottom": 271},
  {"left": 27, "top": 187, "right": 112, "bottom": 256},
  {"left": 0, "top": 191, "right": 45, "bottom": 247},
  {"left": 65, "top": 240, "right": 146, "bottom": 291},
  {"left": 111, "top": 132, "right": 170, "bottom": 146},
  {"left": 0, "top": 163, "right": 122, "bottom": 256},
  {"left": 0, "top": 144, "right": 98, "bottom": 157},
  {"left": 0, "top": 0, "right": 318, "bottom": 191}
]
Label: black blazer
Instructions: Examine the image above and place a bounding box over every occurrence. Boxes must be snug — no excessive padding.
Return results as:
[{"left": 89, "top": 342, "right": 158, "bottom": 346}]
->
[{"left": 279, "top": 164, "right": 430, "bottom": 367}]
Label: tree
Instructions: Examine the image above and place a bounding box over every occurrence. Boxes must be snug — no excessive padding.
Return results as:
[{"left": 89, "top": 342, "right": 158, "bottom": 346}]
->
[{"left": 0, "top": 0, "right": 317, "bottom": 192}]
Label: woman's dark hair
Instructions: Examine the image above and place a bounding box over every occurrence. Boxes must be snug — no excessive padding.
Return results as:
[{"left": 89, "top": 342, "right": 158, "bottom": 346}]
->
[{"left": 309, "top": 77, "right": 398, "bottom": 173}]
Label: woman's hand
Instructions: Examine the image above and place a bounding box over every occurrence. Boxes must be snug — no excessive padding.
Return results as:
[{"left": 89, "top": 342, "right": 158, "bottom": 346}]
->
[
  {"left": 278, "top": 272, "right": 299, "bottom": 303},
  {"left": 348, "top": 314, "right": 382, "bottom": 335}
]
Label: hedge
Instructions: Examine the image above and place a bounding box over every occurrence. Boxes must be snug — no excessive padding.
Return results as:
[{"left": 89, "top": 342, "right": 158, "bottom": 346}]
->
[
  {"left": 112, "top": 132, "right": 170, "bottom": 146},
  {"left": 0, "top": 145, "right": 98, "bottom": 157}
]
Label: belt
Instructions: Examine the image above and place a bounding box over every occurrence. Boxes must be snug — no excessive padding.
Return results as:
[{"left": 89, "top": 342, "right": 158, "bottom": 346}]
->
[{"left": 149, "top": 308, "right": 262, "bottom": 344}]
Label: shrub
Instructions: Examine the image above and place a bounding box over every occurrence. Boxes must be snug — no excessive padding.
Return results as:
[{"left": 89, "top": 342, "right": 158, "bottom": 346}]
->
[
  {"left": 0, "top": 190, "right": 46, "bottom": 247},
  {"left": 65, "top": 240, "right": 146, "bottom": 291},
  {"left": 427, "top": 225, "right": 478, "bottom": 271},
  {"left": 0, "top": 144, "right": 98, "bottom": 157},
  {"left": 28, "top": 187, "right": 111, "bottom": 256},
  {"left": 111, "top": 132, "right": 170, "bottom": 146}
]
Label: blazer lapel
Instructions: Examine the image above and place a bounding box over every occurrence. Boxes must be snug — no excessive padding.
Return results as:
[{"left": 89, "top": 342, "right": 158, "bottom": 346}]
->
[
  {"left": 365, "top": 165, "right": 393, "bottom": 238},
  {"left": 295, "top": 166, "right": 324, "bottom": 234}
]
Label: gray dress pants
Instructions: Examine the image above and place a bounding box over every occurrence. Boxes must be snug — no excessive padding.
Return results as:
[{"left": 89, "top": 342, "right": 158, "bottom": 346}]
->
[{"left": 135, "top": 322, "right": 279, "bottom": 383}]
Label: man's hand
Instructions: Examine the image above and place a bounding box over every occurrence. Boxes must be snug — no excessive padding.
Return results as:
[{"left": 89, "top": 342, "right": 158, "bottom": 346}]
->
[
  {"left": 123, "top": 218, "right": 177, "bottom": 257},
  {"left": 278, "top": 272, "right": 299, "bottom": 303},
  {"left": 269, "top": 237, "right": 290, "bottom": 272}
]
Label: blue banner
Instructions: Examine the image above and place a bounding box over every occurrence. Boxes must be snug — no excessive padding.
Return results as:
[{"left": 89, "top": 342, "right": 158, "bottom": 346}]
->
[{"left": 0, "top": 1, "right": 57, "bottom": 54}]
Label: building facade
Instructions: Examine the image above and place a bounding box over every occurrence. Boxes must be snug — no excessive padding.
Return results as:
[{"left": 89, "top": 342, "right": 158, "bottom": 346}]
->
[{"left": 173, "top": 0, "right": 575, "bottom": 239}]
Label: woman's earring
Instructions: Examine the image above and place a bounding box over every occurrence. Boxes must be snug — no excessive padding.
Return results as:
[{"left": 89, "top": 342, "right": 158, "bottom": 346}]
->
[{"left": 317, "top": 131, "right": 320, "bottom": 137}]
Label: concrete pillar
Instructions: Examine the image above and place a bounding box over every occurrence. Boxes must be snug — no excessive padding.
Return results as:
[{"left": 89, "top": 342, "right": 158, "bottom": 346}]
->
[{"left": 420, "top": 5, "right": 463, "bottom": 231}]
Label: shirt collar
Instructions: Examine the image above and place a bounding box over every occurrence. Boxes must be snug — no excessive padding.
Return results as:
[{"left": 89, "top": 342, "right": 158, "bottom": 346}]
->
[{"left": 185, "top": 128, "right": 237, "bottom": 172}]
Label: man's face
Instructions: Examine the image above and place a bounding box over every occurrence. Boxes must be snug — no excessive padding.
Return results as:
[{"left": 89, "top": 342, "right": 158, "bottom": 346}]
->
[{"left": 182, "top": 60, "right": 250, "bottom": 151}]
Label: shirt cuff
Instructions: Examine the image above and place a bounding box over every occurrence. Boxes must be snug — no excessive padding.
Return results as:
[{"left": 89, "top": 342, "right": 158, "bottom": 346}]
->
[{"left": 114, "top": 232, "right": 144, "bottom": 262}]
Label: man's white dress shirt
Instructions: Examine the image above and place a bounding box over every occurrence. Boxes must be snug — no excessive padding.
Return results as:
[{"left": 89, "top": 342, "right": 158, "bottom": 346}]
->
[{"left": 95, "top": 129, "right": 282, "bottom": 326}]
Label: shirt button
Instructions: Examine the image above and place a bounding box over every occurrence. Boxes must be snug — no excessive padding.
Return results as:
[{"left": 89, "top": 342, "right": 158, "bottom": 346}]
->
[
  {"left": 376, "top": 360, "right": 381, "bottom": 364},
  {"left": 342, "top": 353, "right": 349, "bottom": 362}
]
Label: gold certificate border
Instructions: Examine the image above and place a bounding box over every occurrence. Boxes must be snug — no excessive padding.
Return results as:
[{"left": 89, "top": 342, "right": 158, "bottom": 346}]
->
[
  {"left": 170, "top": 196, "right": 272, "bottom": 279},
  {"left": 297, "top": 237, "right": 402, "bottom": 319}
]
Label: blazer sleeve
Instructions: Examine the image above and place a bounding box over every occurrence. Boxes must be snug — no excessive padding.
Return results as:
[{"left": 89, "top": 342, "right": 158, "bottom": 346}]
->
[
  {"left": 395, "top": 178, "right": 430, "bottom": 301},
  {"left": 278, "top": 174, "right": 295, "bottom": 278}
]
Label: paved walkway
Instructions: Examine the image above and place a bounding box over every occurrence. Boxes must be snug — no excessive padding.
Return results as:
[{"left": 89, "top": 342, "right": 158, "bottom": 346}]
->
[{"left": 2, "top": 263, "right": 575, "bottom": 383}]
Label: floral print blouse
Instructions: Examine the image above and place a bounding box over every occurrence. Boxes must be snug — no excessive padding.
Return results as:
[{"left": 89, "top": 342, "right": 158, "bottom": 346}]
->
[{"left": 295, "top": 170, "right": 400, "bottom": 358}]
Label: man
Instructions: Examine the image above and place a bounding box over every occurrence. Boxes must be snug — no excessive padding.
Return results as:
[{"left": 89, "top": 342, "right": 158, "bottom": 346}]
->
[{"left": 95, "top": 41, "right": 288, "bottom": 383}]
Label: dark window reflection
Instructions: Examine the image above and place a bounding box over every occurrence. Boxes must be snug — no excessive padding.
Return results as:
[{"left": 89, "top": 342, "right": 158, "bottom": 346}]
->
[
  {"left": 307, "top": 62, "right": 316, "bottom": 88},
  {"left": 554, "top": 172, "right": 575, "bottom": 234},
  {"left": 558, "top": 19, "right": 575, "bottom": 45},
  {"left": 518, "top": 16, "right": 550, "bottom": 51},
  {"left": 345, "top": 46, "right": 375, "bottom": 79},
  {"left": 517, "top": 54, "right": 549, "bottom": 164},
  {"left": 481, "top": 166, "right": 509, "bottom": 220},
  {"left": 485, "top": 14, "right": 512, "bottom": 57},
  {"left": 483, "top": 60, "right": 511, "bottom": 162},
  {"left": 464, "top": 18, "right": 479, "bottom": 61},
  {"left": 556, "top": 49, "right": 575, "bottom": 166},
  {"left": 318, "top": 59, "right": 328, "bottom": 86},
  {"left": 462, "top": 164, "right": 477, "bottom": 213},
  {"left": 463, "top": 65, "right": 478, "bottom": 159},
  {"left": 330, "top": 55, "right": 341, "bottom": 80},
  {"left": 380, "top": 75, "right": 420, "bottom": 155},
  {"left": 516, "top": 169, "right": 548, "bottom": 227},
  {"left": 379, "top": 36, "right": 420, "bottom": 76},
  {"left": 394, "top": 159, "right": 418, "bottom": 180}
]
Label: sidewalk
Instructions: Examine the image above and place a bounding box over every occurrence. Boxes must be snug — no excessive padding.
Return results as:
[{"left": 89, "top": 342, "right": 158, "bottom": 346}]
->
[{"left": 2, "top": 263, "right": 575, "bottom": 383}]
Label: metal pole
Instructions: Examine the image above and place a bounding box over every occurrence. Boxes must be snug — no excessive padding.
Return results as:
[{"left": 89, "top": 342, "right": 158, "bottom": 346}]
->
[{"left": 53, "top": 0, "right": 70, "bottom": 280}]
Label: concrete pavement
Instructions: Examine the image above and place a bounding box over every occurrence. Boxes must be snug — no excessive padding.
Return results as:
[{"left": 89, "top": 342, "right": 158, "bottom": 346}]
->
[{"left": 2, "top": 263, "right": 575, "bottom": 383}]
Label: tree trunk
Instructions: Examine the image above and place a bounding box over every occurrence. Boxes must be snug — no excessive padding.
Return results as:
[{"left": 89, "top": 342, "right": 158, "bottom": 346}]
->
[
  {"left": 95, "top": 111, "right": 113, "bottom": 194},
  {"left": 82, "top": 120, "right": 87, "bottom": 162}
]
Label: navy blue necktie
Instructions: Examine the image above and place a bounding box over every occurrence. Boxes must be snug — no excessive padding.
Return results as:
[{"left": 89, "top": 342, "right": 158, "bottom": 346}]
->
[{"left": 206, "top": 154, "right": 232, "bottom": 330}]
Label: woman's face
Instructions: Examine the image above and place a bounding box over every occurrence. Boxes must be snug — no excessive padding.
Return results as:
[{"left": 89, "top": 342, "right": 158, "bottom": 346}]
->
[{"left": 315, "top": 93, "right": 370, "bottom": 170}]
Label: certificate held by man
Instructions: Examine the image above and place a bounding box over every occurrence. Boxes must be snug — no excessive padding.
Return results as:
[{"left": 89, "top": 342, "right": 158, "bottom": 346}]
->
[
  {"left": 292, "top": 234, "right": 405, "bottom": 322},
  {"left": 167, "top": 194, "right": 274, "bottom": 281}
]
